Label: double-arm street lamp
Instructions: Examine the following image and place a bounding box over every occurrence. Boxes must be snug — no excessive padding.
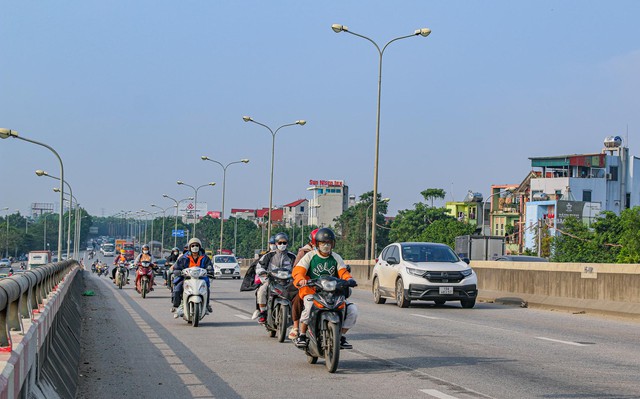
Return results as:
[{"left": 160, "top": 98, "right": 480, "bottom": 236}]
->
[
  {"left": 1, "top": 128, "right": 65, "bottom": 260},
  {"left": 151, "top": 204, "right": 176, "bottom": 255},
  {"left": 331, "top": 24, "right": 431, "bottom": 261},
  {"left": 201, "top": 156, "right": 249, "bottom": 254},
  {"left": 52, "top": 187, "right": 78, "bottom": 258},
  {"left": 176, "top": 181, "right": 216, "bottom": 237},
  {"left": 163, "top": 195, "right": 194, "bottom": 248},
  {"left": 242, "top": 116, "right": 306, "bottom": 239},
  {"left": 37, "top": 170, "right": 75, "bottom": 259}
]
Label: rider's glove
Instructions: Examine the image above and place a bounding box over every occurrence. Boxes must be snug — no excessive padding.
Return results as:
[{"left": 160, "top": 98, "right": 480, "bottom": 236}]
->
[{"left": 347, "top": 279, "right": 358, "bottom": 288}]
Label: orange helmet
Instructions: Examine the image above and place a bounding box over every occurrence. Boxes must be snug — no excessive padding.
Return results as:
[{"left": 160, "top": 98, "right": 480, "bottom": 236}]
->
[{"left": 120, "top": 249, "right": 126, "bottom": 254}]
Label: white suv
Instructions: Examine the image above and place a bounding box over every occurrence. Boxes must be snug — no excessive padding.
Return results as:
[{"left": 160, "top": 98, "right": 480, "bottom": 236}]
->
[{"left": 372, "top": 242, "right": 478, "bottom": 308}]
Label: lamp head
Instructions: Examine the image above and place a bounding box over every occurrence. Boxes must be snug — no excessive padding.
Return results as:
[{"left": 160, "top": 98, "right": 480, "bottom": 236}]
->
[
  {"left": 151, "top": 204, "right": 157, "bottom": 207},
  {"left": 415, "top": 28, "right": 431, "bottom": 37},
  {"left": 208, "top": 182, "right": 216, "bottom": 187},
  {"left": 35, "top": 169, "right": 48, "bottom": 177},
  {"left": 241, "top": 159, "right": 250, "bottom": 163},
  {"left": 201, "top": 156, "right": 209, "bottom": 160},
  {"left": 0, "top": 128, "right": 18, "bottom": 139},
  {"left": 382, "top": 198, "right": 391, "bottom": 202},
  {"left": 331, "top": 24, "right": 347, "bottom": 33},
  {"left": 162, "top": 194, "right": 169, "bottom": 198},
  {"left": 177, "top": 181, "right": 184, "bottom": 185},
  {"left": 296, "top": 120, "right": 307, "bottom": 126},
  {"left": 53, "top": 187, "right": 61, "bottom": 193},
  {"left": 242, "top": 116, "right": 252, "bottom": 122}
]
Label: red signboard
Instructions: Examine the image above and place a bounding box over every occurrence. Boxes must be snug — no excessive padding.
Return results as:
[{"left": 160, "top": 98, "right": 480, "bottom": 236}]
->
[{"left": 309, "top": 179, "right": 344, "bottom": 187}]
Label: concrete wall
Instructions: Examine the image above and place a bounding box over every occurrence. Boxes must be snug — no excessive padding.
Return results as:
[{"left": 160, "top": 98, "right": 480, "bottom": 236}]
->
[{"left": 239, "top": 258, "right": 640, "bottom": 316}]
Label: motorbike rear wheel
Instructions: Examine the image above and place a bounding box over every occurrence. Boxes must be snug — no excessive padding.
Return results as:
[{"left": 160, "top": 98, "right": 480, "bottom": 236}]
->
[
  {"left": 276, "top": 305, "right": 288, "bottom": 343},
  {"left": 324, "top": 321, "right": 341, "bottom": 373}
]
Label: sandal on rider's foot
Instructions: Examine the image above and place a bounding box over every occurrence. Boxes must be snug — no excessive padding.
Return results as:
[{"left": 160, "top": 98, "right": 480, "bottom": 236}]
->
[{"left": 288, "top": 327, "right": 299, "bottom": 340}]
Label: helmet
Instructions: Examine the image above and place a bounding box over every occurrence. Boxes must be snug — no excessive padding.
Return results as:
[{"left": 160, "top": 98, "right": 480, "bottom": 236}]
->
[
  {"left": 268, "top": 236, "right": 276, "bottom": 245},
  {"left": 171, "top": 247, "right": 179, "bottom": 252},
  {"left": 188, "top": 238, "right": 202, "bottom": 247},
  {"left": 309, "top": 228, "right": 319, "bottom": 246},
  {"left": 314, "top": 228, "right": 335, "bottom": 244},
  {"left": 274, "top": 232, "right": 289, "bottom": 244},
  {"left": 142, "top": 244, "right": 150, "bottom": 250},
  {"left": 120, "top": 249, "right": 126, "bottom": 254}
]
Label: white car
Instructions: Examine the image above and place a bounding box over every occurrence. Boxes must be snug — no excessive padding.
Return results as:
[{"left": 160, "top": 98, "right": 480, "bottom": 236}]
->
[
  {"left": 212, "top": 255, "right": 241, "bottom": 279},
  {"left": 372, "top": 242, "right": 478, "bottom": 308}
]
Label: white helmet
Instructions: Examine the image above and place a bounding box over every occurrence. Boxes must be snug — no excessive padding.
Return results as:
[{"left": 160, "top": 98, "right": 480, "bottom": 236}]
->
[{"left": 188, "top": 238, "right": 202, "bottom": 247}]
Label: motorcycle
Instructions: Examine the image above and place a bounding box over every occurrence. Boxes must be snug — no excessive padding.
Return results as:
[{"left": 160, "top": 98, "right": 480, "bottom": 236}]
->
[
  {"left": 263, "top": 268, "right": 294, "bottom": 342},
  {"left": 179, "top": 267, "right": 209, "bottom": 327},
  {"left": 164, "top": 262, "right": 174, "bottom": 289},
  {"left": 299, "top": 276, "right": 351, "bottom": 373},
  {"left": 115, "top": 261, "right": 128, "bottom": 289},
  {"left": 136, "top": 261, "right": 154, "bottom": 298}
]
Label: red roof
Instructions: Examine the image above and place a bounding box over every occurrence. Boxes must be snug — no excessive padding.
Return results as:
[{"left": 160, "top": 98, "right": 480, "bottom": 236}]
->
[
  {"left": 283, "top": 199, "right": 307, "bottom": 207},
  {"left": 256, "top": 208, "right": 283, "bottom": 222},
  {"left": 231, "top": 208, "right": 255, "bottom": 215}
]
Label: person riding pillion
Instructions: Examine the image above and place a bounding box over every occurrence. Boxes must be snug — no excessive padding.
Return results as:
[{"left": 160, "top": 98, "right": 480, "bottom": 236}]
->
[
  {"left": 292, "top": 227, "right": 358, "bottom": 350},
  {"left": 254, "top": 232, "right": 296, "bottom": 324},
  {"left": 172, "top": 238, "right": 213, "bottom": 316}
]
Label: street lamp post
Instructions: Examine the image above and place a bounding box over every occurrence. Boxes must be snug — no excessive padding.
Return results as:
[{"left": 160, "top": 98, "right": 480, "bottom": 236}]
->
[
  {"left": 163, "top": 195, "right": 194, "bottom": 248},
  {"left": 243, "top": 116, "right": 306, "bottom": 240},
  {"left": 1, "top": 128, "right": 65, "bottom": 260},
  {"left": 1, "top": 207, "right": 8, "bottom": 258},
  {"left": 151, "top": 204, "right": 176, "bottom": 255},
  {"left": 201, "top": 156, "right": 249, "bottom": 254},
  {"left": 37, "top": 170, "right": 76, "bottom": 259},
  {"left": 176, "top": 181, "right": 216, "bottom": 238},
  {"left": 480, "top": 189, "right": 513, "bottom": 236},
  {"left": 365, "top": 198, "right": 390, "bottom": 261},
  {"left": 331, "top": 24, "right": 431, "bottom": 261}
]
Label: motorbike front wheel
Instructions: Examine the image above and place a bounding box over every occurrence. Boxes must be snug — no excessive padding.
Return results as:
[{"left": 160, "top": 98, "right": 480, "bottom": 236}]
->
[
  {"left": 118, "top": 273, "right": 124, "bottom": 289},
  {"left": 276, "top": 305, "right": 288, "bottom": 343},
  {"left": 192, "top": 303, "right": 200, "bottom": 327},
  {"left": 141, "top": 279, "right": 148, "bottom": 298},
  {"left": 324, "top": 321, "right": 341, "bottom": 373}
]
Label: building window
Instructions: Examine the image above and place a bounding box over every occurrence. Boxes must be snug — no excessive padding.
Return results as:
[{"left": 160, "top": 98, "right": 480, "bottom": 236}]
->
[
  {"left": 300, "top": 206, "right": 304, "bottom": 212},
  {"left": 583, "top": 190, "right": 592, "bottom": 202},
  {"left": 555, "top": 190, "right": 563, "bottom": 200},
  {"left": 610, "top": 166, "right": 618, "bottom": 181}
]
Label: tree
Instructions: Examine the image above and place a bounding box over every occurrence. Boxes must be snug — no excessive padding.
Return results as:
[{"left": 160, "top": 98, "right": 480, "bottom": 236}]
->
[{"left": 420, "top": 188, "right": 446, "bottom": 207}]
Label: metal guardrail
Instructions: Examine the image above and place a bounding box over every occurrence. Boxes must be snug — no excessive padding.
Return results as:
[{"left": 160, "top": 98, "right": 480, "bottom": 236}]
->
[{"left": 0, "top": 260, "right": 77, "bottom": 351}]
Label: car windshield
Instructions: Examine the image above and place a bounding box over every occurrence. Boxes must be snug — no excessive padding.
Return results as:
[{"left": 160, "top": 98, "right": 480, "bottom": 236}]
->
[
  {"left": 214, "top": 256, "right": 236, "bottom": 263},
  {"left": 401, "top": 244, "right": 459, "bottom": 263}
]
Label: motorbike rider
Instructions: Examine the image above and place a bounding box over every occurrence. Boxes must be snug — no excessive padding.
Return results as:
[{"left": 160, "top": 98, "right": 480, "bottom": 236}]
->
[
  {"left": 254, "top": 232, "right": 296, "bottom": 324},
  {"left": 171, "top": 238, "right": 213, "bottom": 317},
  {"left": 165, "top": 247, "right": 180, "bottom": 284},
  {"left": 111, "top": 249, "right": 130, "bottom": 282},
  {"left": 292, "top": 227, "right": 358, "bottom": 350},
  {"left": 288, "top": 228, "right": 319, "bottom": 340},
  {"left": 134, "top": 244, "right": 156, "bottom": 291}
]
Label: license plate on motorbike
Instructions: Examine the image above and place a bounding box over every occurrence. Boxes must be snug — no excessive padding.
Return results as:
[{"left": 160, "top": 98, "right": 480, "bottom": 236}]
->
[{"left": 439, "top": 286, "right": 453, "bottom": 295}]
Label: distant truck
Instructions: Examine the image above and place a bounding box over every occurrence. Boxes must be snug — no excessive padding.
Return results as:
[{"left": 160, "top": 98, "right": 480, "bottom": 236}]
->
[
  {"left": 28, "top": 250, "right": 53, "bottom": 270},
  {"left": 115, "top": 239, "right": 126, "bottom": 253}
]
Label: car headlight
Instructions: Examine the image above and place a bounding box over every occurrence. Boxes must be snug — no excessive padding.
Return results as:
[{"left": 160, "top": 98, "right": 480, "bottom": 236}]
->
[
  {"left": 405, "top": 267, "right": 424, "bottom": 277},
  {"left": 460, "top": 268, "right": 473, "bottom": 277}
]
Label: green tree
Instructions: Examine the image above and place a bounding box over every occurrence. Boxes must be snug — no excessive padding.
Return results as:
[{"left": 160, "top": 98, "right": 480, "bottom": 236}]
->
[{"left": 420, "top": 188, "right": 446, "bottom": 207}]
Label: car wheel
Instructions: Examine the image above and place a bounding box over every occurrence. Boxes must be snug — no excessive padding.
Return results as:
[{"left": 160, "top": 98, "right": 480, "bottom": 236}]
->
[
  {"left": 373, "top": 277, "right": 386, "bottom": 304},
  {"left": 434, "top": 299, "right": 446, "bottom": 306},
  {"left": 395, "top": 278, "right": 411, "bottom": 308},
  {"left": 461, "top": 299, "right": 476, "bottom": 309}
]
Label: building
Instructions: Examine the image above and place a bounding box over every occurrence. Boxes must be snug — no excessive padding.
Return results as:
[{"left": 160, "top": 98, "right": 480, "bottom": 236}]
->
[
  {"left": 306, "top": 179, "right": 349, "bottom": 227},
  {"left": 446, "top": 191, "right": 481, "bottom": 226},
  {"left": 230, "top": 209, "right": 257, "bottom": 222},
  {"left": 282, "top": 199, "right": 309, "bottom": 228}
]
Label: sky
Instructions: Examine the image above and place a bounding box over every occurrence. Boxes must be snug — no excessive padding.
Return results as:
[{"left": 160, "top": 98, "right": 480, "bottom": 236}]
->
[{"left": 1, "top": 1, "right": 639, "bottom": 219}]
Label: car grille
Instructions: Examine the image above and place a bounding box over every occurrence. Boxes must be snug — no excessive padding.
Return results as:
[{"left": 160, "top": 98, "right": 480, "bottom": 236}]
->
[{"left": 423, "top": 271, "right": 464, "bottom": 283}]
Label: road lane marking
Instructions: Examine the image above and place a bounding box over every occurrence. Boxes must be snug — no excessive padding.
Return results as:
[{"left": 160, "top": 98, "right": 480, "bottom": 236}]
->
[
  {"left": 234, "top": 314, "right": 250, "bottom": 320},
  {"left": 411, "top": 314, "right": 445, "bottom": 320},
  {"left": 421, "top": 389, "right": 460, "bottom": 399},
  {"left": 535, "top": 337, "right": 588, "bottom": 346}
]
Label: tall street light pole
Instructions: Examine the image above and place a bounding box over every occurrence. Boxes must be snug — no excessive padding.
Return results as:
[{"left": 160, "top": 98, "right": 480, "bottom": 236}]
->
[
  {"left": 151, "top": 204, "right": 176, "bottom": 255},
  {"left": 330, "top": 24, "right": 431, "bottom": 261},
  {"left": 176, "top": 181, "right": 216, "bottom": 238},
  {"left": 37, "top": 170, "right": 75, "bottom": 259},
  {"left": 242, "top": 116, "right": 306, "bottom": 240},
  {"left": 163, "top": 195, "right": 194, "bottom": 248},
  {"left": 1, "top": 207, "right": 8, "bottom": 258},
  {"left": 201, "top": 156, "right": 249, "bottom": 254},
  {"left": 365, "top": 198, "right": 390, "bottom": 261},
  {"left": 1, "top": 128, "right": 65, "bottom": 260}
]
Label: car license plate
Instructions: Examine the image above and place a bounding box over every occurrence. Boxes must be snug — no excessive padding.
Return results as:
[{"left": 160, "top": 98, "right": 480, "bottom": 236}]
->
[
  {"left": 439, "top": 286, "right": 453, "bottom": 295},
  {"left": 223, "top": 270, "right": 231, "bottom": 274}
]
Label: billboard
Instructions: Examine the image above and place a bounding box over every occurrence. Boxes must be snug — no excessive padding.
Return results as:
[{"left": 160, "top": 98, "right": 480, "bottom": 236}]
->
[{"left": 180, "top": 202, "right": 208, "bottom": 223}]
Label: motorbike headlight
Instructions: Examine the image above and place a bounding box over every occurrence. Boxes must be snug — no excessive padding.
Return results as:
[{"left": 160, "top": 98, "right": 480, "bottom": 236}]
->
[
  {"left": 320, "top": 280, "right": 337, "bottom": 292},
  {"left": 405, "top": 267, "right": 424, "bottom": 277},
  {"left": 460, "top": 268, "right": 474, "bottom": 277},
  {"left": 275, "top": 270, "right": 291, "bottom": 279}
]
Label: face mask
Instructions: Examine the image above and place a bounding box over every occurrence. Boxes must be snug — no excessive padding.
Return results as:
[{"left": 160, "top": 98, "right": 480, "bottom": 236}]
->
[
  {"left": 173, "top": 251, "right": 178, "bottom": 255},
  {"left": 269, "top": 244, "right": 277, "bottom": 251},
  {"left": 191, "top": 246, "right": 200, "bottom": 253},
  {"left": 277, "top": 244, "right": 287, "bottom": 251},
  {"left": 143, "top": 250, "right": 149, "bottom": 254},
  {"left": 318, "top": 243, "right": 332, "bottom": 254}
]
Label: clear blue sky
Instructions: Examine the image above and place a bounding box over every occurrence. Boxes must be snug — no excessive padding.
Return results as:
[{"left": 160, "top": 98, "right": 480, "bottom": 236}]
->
[{"left": 2, "top": 1, "right": 639, "bottom": 219}]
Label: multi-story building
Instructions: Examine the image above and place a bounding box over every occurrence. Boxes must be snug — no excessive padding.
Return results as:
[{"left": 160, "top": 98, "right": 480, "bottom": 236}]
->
[
  {"left": 307, "top": 179, "right": 349, "bottom": 227},
  {"left": 282, "top": 199, "right": 308, "bottom": 228}
]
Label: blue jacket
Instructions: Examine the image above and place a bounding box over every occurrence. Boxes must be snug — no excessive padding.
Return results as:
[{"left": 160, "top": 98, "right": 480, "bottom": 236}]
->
[{"left": 173, "top": 250, "right": 212, "bottom": 286}]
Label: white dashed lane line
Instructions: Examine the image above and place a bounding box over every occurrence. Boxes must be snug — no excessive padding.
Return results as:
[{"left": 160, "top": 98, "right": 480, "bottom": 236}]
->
[
  {"left": 234, "top": 314, "right": 251, "bottom": 320},
  {"left": 411, "top": 313, "right": 445, "bottom": 320},
  {"left": 535, "top": 337, "right": 588, "bottom": 346},
  {"left": 421, "top": 389, "right": 460, "bottom": 399}
]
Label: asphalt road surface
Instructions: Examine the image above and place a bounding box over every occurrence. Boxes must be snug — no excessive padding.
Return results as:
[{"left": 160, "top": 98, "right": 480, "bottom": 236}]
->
[{"left": 76, "top": 261, "right": 640, "bottom": 399}]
